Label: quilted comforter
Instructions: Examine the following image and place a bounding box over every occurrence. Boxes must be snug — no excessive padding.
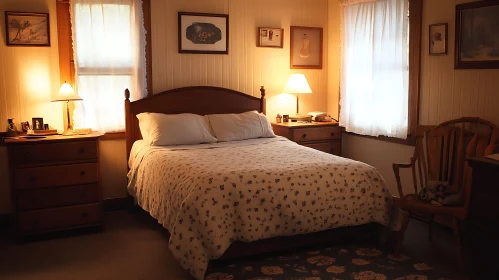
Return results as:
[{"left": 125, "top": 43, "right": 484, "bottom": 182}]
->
[{"left": 127, "top": 137, "right": 401, "bottom": 280}]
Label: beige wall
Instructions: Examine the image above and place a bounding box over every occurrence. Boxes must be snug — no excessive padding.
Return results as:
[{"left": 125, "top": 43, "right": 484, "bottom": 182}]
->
[
  {"left": 151, "top": 0, "right": 331, "bottom": 119},
  {"left": 0, "top": 0, "right": 63, "bottom": 214},
  {"left": 342, "top": 0, "right": 499, "bottom": 196}
]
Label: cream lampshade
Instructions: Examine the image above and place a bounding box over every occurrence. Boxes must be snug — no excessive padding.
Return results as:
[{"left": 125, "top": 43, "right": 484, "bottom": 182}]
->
[
  {"left": 282, "top": 74, "right": 312, "bottom": 122},
  {"left": 52, "top": 82, "right": 82, "bottom": 135}
]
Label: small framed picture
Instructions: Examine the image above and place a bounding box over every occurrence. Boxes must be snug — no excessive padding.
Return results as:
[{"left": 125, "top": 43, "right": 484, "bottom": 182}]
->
[
  {"left": 5, "top": 11, "right": 50, "bottom": 46},
  {"left": 20, "top": 121, "right": 30, "bottom": 132},
  {"left": 429, "top": 23, "right": 447, "bottom": 55},
  {"left": 258, "top": 27, "right": 283, "bottom": 48},
  {"left": 178, "top": 12, "right": 229, "bottom": 54},
  {"left": 32, "top": 117, "right": 44, "bottom": 130},
  {"left": 290, "top": 26, "right": 323, "bottom": 69},
  {"left": 7, "top": 118, "right": 17, "bottom": 131}
]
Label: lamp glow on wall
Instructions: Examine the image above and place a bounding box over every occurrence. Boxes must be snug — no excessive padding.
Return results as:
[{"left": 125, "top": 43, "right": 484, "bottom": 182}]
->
[
  {"left": 52, "top": 82, "right": 82, "bottom": 135},
  {"left": 282, "top": 74, "right": 312, "bottom": 121}
]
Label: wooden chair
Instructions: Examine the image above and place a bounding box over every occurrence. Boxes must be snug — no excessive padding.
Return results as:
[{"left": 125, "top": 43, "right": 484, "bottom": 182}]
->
[{"left": 392, "top": 117, "right": 499, "bottom": 268}]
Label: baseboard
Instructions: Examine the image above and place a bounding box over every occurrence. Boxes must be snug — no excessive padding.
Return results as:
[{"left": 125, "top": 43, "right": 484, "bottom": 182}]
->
[{"left": 102, "top": 197, "right": 134, "bottom": 212}]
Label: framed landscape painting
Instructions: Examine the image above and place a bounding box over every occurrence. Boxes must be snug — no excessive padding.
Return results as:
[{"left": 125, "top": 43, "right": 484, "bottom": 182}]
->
[
  {"left": 178, "top": 12, "right": 229, "bottom": 54},
  {"left": 5, "top": 11, "right": 50, "bottom": 46},
  {"left": 455, "top": 1, "right": 499, "bottom": 69}
]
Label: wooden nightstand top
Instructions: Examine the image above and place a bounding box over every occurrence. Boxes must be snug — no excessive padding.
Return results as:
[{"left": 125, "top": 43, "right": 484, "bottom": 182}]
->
[
  {"left": 3, "top": 131, "right": 104, "bottom": 145},
  {"left": 271, "top": 121, "right": 339, "bottom": 128}
]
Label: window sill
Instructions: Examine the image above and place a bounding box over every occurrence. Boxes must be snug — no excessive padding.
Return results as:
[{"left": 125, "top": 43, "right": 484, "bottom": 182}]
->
[
  {"left": 101, "top": 131, "right": 125, "bottom": 140},
  {"left": 342, "top": 129, "right": 416, "bottom": 146}
]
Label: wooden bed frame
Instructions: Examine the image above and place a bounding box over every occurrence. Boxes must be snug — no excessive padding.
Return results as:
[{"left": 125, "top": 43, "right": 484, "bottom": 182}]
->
[{"left": 124, "top": 86, "right": 380, "bottom": 261}]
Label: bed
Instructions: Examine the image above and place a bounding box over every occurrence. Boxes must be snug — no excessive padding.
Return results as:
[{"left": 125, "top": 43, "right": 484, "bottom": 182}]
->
[{"left": 124, "top": 86, "right": 401, "bottom": 280}]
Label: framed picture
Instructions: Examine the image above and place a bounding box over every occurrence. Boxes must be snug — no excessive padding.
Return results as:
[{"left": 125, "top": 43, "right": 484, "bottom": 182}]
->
[
  {"left": 455, "top": 1, "right": 499, "bottom": 69},
  {"left": 32, "top": 118, "right": 44, "bottom": 130},
  {"left": 290, "top": 26, "right": 323, "bottom": 69},
  {"left": 20, "top": 121, "right": 30, "bottom": 132},
  {"left": 258, "top": 27, "right": 283, "bottom": 48},
  {"left": 429, "top": 23, "right": 447, "bottom": 55},
  {"left": 5, "top": 11, "right": 50, "bottom": 46},
  {"left": 178, "top": 12, "right": 229, "bottom": 54}
]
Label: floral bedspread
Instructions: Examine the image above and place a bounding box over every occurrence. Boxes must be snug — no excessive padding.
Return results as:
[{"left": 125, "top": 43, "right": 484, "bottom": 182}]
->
[{"left": 127, "top": 137, "right": 401, "bottom": 280}]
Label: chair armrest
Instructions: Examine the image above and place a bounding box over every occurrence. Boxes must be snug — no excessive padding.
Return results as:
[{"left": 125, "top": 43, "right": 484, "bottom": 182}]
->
[{"left": 392, "top": 157, "right": 417, "bottom": 197}]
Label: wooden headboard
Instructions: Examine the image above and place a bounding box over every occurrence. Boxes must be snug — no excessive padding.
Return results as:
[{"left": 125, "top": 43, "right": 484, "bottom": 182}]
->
[{"left": 124, "top": 86, "right": 266, "bottom": 159}]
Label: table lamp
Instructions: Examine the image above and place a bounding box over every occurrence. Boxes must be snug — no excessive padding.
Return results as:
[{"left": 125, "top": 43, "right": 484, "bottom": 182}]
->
[
  {"left": 52, "top": 82, "right": 82, "bottom": 135},
  {"left": 283, "top": 74, "right": 312, "bottom": 122}
]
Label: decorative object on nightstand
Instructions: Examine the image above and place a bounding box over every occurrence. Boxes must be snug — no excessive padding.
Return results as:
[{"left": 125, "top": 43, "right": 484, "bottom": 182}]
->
[
  {"left": 282, "top": 74, "right": 312, "bottom": 122},
  {"left": 52, "top": 82, "right": 82, "bottom": 135},
  {"left": 4, "top": 132, "right": 104, "bottom": 236},
  {"left": 271, "top": 121, "right": 341, "bottom": 156}
]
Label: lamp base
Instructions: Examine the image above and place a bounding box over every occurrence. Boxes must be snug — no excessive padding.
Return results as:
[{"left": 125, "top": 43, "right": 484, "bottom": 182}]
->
[
  {"left": 61, "top": 129, "right": 77, "bottom": 136},
  {"left": 289, "top": 114, "right": 312, "bottom": 122}
]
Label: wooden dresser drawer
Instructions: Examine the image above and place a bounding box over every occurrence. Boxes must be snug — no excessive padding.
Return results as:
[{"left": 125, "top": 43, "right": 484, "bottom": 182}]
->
[
  {"left": 302, "top": 142, "right": 341, "bottom": 156},
  {"left": 14, "top": 163, "right": 99, "bottom": 190},
  {"left": 292, "top": 126, "right": 341, "bottom": 142},
  {"left": 10, "top": 141, "right": 98, "bottom": 165},
  {"left": 18, "top": 203, "right": 101, "bottom": 233},
  {"left": 17, "top": 184, "right": 99, "bottom": 211}
]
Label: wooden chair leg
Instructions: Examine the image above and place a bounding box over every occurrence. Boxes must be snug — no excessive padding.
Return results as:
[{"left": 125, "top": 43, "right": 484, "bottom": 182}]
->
[
  {"left": 452, "top": 217, "right": 465, "bottom": 272},
  {"left": 393, "top": 211, "right": 411, "bottom": 257}
]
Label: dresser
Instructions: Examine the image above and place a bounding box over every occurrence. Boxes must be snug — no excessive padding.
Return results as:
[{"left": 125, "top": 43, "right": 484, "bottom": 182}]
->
[
  {"left": 271, "top": 122, "right": 342, "bottom": 156},
  {"left": 4, "top": 132, "right": 103, "bottom": 235},
  {"left": 466, "top": 156, "right": 499, "bottom": 279}
]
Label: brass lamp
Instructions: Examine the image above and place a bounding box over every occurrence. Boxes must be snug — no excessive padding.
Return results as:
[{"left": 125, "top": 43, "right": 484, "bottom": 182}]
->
[
  {"left": 52, "top": 82, "right": 82, "bottom": 135},
  {"left": 282, "top": 74, "right": 312, "bottom": 122}
]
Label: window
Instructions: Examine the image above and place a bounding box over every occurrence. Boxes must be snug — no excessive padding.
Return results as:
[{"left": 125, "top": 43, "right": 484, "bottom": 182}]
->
[
  {"left": 339, "top": 0, "right": 420, "bottom": 140},
  {"left": 70, "top": 0, "right": 147, "bottom": 133}
]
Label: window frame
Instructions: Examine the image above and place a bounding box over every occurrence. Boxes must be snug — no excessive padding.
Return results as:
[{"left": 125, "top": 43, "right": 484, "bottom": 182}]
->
[
  {"left": 56, "top": 0, "right": 152, "bottom": 138},
  {"left": 342, "top": 0, "right": 423, "bottom": 146}
]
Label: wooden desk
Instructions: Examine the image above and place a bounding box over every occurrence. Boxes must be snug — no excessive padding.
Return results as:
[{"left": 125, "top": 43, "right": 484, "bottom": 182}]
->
[{"left": 466, "top": 156, "right": 499, "bottom": 279}]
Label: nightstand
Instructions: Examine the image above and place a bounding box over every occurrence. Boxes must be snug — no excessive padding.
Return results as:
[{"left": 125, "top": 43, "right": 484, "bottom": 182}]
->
[
  {"left": 271, "top": 122, "right": 342, "bottom": 156},
  {"left": 4, "top": 132, "right": 103, "bottom": 236}
]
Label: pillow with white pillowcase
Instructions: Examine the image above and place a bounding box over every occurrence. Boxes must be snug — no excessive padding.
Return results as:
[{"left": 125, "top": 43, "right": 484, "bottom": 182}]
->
[
  {"left": 207, "top": 110, "right": 276, "bottom": 142},
  {"left": 136, "top": 113, "right": 218, "bottom": 146}
]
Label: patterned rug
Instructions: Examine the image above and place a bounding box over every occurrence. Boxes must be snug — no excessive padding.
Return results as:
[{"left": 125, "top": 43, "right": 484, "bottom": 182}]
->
[{"left": 205, "top": 244, "right": 450, "bottom": 280}]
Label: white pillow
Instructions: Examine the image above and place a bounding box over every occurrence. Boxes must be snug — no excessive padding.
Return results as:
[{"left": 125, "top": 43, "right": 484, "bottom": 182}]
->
[
  {"left": 136, "top": 113, "right": 218, "bottom": 146},
  {"left": 207, "top": 111, "right": 276, "bottom": 142}
]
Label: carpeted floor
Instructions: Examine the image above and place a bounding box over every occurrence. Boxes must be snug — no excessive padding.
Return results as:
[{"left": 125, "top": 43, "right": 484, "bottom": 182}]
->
[{"left": 0, "top": 211, "right": 467, "bottom": 280}]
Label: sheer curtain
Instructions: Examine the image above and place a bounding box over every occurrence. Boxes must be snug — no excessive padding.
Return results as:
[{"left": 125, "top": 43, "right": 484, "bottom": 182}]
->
[
  {"left": 71, "top": 0, "right": 147, "bottom": 132},
  {"left": 339, "top": 0, "right": 409, "bottom": 139}
]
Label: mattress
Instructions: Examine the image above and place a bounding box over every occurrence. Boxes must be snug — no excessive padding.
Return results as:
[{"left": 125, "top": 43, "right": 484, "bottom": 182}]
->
[{"left": 128, "top": 137, "right": 402, "bottom": 280}]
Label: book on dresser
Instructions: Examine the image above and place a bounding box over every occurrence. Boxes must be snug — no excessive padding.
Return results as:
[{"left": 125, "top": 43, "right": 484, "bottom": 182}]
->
[{"left": 4, "top": 132, "right": 104, "bottom": 236}]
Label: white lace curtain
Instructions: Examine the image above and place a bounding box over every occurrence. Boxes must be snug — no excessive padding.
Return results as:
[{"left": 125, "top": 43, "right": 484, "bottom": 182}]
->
[
  {"left": 71, "top": 0, "right": 147, "bottom": 132},
  {"left": 339, "top": 0, "right": 409, "bottom": 139}
]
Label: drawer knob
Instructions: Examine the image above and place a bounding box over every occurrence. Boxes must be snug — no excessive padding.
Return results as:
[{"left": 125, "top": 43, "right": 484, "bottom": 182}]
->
[
  {"left": 80, "top": 171, "right": 86, "bottom": 176},
  {"left": 79, "top": 148, "right": 85, "bottom": 154},
  {"left": 29, "top": 176, "right": 35, "bottom": 182},
  {"left": 25, "top": 151, "right": 31, "bottom": 158},
  {"left": 33, "top": 218, "right": 39, "bottom": 225},
  {"left": 331, "top": 132, "right": 335, "bottom": 137},
  {"left": 81, "top": 212, "right": 88, "bottom": 218},
  {"left": 302, "top": 133, "right": 307, "bottom": 139}
]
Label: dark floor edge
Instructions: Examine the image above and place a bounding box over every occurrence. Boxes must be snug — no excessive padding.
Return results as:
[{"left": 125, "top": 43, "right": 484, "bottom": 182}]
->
[
  {"left": 0, "top": 197, "right": 133, "bottom": 231},
  {"left": 102, "top": 196, "right": 134, "bottom": 212}
]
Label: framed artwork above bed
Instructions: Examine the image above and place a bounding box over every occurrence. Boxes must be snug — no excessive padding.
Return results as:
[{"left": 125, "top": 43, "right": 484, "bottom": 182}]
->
[{"left": 178, "top": 12, "right": 229, "bottom": 54}]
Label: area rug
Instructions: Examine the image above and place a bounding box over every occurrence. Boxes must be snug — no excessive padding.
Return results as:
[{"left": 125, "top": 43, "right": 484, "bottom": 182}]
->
[{"left": 205, "top": 244, "right": 450, "bottom": 280}]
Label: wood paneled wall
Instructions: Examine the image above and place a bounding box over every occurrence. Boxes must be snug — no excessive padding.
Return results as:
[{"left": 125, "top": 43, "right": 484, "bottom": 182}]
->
[{"left": 151, "top": 0, "right": 331, "bottom": 119}]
